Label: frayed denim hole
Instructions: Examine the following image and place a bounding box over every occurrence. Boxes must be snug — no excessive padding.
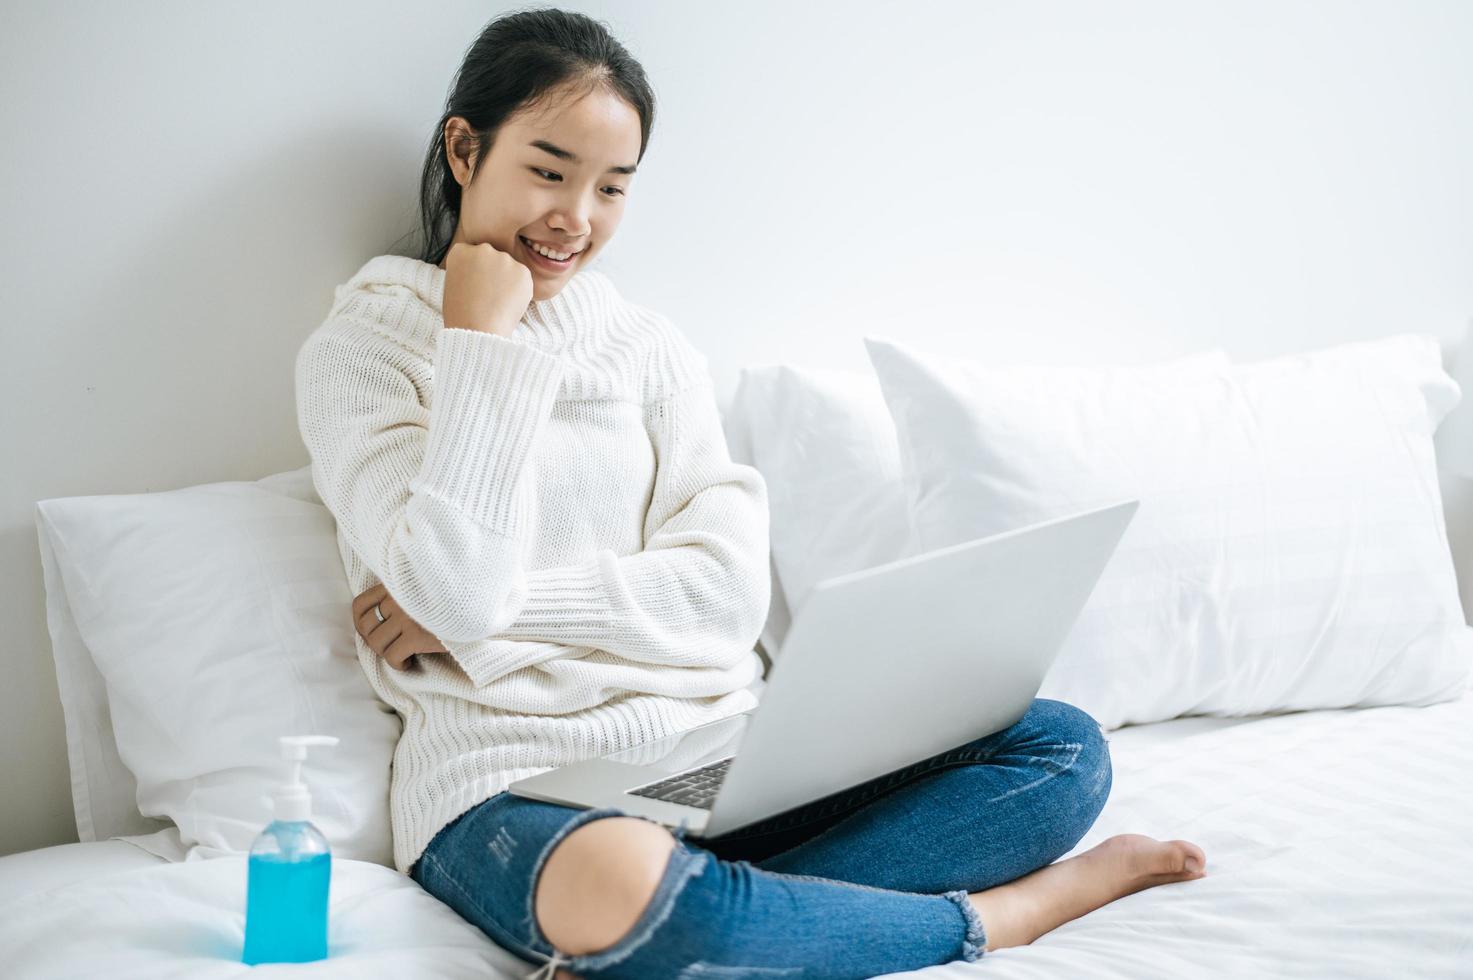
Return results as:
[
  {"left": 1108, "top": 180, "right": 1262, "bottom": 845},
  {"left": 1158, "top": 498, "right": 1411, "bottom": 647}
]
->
[
  {"left": 522, "top": 806, "right": 640, "bottom": 955},
  {"left": 566, "top": 844, "right": 709, "bottom": 974}
]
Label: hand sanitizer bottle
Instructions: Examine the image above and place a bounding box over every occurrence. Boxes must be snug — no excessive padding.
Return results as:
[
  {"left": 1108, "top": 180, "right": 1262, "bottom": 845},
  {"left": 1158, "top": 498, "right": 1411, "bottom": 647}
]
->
[{"left": 242, "top": 734, "right": 339, "bottom": 965}]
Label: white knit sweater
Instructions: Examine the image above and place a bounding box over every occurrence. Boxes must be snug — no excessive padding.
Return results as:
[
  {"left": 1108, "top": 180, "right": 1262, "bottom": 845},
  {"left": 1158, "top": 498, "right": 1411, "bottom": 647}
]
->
[{"left": 295, "top": 254, "right": 770, "bottom": 874}]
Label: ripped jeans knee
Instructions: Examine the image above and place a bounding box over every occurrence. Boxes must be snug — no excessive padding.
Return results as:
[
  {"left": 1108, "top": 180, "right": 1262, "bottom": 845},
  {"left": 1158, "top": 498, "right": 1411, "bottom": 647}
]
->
[
  {"left": 415, "top": 793, "right": 983, "bottom": 980},
  {"left": 522, "top": 806, "right": 709, "bottom": 980}
]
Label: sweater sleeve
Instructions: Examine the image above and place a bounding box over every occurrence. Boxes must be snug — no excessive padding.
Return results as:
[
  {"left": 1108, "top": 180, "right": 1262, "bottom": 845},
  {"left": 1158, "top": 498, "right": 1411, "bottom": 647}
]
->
[
  {"left": 488, "top": 370, "right": 773, "bottom": 676},
  {"left": 295, "top": 322, "right": 564, "bottom": 645}
]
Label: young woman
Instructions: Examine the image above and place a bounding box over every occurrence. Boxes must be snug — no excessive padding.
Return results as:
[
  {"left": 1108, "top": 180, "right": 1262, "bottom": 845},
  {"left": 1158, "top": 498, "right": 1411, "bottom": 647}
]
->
[{"left": 295, "top": 9, "right": 1207, "bottom": 980}]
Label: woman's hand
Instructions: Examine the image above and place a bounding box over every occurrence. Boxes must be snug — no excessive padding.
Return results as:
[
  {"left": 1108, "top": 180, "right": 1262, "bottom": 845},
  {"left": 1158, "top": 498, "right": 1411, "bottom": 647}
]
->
[
  {"left": 351, "top": 583, "right": 449, "bottom": 671},
  {"left": 442, "top": 240, "right": 534, "bottom": 336}
]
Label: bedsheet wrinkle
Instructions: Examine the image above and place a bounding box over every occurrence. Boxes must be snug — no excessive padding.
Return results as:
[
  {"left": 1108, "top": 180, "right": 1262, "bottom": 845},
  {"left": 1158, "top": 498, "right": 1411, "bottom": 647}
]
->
[{"left": 1, "top": 692, "right": 1470, "bottom": 979}]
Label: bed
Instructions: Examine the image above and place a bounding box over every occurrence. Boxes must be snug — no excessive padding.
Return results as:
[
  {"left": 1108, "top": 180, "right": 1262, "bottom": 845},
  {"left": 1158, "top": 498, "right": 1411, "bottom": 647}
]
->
[
  {"left": 9, "top": 327, "right": 1473, "bottom": 979},
  {"left": 3, "top": 692, "right": 1470, "bottom": 977}
]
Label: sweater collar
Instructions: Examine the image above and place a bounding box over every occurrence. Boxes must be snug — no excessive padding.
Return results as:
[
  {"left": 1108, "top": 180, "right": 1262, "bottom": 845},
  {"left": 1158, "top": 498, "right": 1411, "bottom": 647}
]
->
[{"left": 328, "top": 253, "right": 616, "bottom": 354}]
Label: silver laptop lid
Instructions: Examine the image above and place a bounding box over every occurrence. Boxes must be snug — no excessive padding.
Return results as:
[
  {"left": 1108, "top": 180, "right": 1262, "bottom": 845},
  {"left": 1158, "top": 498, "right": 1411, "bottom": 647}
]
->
[{"left": 702, "top": 498, "right": 1139, "bottom": 836}]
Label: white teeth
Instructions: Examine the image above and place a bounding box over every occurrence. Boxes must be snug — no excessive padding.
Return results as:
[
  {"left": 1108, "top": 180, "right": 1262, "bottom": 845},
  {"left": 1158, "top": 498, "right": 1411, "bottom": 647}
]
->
[{"left": 523, "top": 237, "right": 574, "bottom": 260}]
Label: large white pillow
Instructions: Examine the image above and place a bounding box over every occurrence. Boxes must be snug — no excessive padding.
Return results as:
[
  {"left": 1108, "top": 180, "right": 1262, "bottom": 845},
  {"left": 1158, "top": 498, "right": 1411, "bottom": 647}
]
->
[
  {"left": 37, "top": 515, "right": 171, "bottom": 848},
  {"left": 35, "top": 465, "right": 399, "bottom": 865},
  {"left": 727, "top": 365, "right": 913, "bottom": 657},
  {"left": 865, "top": 334, "right": 1472, "bottom": 729},
  {"left": 726, "top": 354, "right": 1228, "bottom": 656}
]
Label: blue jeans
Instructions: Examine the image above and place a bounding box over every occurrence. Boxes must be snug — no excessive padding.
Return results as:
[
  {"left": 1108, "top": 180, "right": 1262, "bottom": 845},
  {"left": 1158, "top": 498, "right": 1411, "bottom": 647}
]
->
[{"left": 409, "top": 697, "right": 1111, "bottom": 980}]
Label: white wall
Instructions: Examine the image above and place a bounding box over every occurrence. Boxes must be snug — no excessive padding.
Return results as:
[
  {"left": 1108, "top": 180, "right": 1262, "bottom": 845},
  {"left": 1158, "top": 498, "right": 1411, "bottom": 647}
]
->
[{"left": 4, "top": 0, "right": 1471, "bottom": 857}]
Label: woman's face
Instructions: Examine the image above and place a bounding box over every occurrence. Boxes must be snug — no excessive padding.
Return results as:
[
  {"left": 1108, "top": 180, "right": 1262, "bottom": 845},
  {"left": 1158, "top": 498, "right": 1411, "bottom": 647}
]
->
[{"left": 439, "top": 82, "right": 642, "bottom": 302}]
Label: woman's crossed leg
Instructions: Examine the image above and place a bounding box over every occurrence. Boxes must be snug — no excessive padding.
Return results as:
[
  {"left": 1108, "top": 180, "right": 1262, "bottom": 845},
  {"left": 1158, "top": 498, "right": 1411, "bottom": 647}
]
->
[{"left": 412, "top": 698, "right": 1206, "bottom": 979}]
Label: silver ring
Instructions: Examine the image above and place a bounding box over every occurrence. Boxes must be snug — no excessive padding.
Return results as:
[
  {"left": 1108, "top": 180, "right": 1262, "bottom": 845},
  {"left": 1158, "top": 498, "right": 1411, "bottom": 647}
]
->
[{"left": 373, "top": 601, "right": 386, "bottom": 624}]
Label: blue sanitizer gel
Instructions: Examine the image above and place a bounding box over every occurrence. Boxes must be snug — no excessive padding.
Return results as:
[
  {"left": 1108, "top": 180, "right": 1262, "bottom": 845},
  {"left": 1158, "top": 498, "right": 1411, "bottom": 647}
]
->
[{"left": 242, "top": 734, "right": 340, "bottom": 965}]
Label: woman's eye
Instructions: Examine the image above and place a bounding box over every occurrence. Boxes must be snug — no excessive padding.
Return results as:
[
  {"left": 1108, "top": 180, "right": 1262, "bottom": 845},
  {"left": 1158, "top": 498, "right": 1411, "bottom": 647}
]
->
[{"left": 531, "top": 167, "right": 625, "bottom": 197}]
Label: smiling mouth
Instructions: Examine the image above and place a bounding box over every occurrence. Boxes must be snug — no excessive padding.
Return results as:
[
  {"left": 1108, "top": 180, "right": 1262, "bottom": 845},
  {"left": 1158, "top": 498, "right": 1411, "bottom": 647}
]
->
[{"left": 519, "top": 236, "right": 583, "bottom": 266}]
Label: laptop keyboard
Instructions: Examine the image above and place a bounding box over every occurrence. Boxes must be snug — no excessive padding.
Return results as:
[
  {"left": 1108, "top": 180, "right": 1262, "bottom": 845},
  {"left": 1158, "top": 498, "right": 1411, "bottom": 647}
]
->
[
  {"left": 629, "top": 727, "right": 1112, "bottom": 812},
  {"left": 628, "top": 756, "right": 735, "bottom": 810}
]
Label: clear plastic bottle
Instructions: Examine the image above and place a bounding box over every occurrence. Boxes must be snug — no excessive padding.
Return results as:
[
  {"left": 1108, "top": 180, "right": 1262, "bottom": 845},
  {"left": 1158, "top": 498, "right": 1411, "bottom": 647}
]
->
[{"left": 242, "top": 734, "right": 339, "bottom": 965}]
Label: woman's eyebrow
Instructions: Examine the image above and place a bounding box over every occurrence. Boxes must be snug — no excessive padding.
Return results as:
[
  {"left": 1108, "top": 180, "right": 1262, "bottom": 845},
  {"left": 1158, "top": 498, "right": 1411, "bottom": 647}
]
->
[{"left": 529, "top": 139, "right": 637, "bottom": 175}]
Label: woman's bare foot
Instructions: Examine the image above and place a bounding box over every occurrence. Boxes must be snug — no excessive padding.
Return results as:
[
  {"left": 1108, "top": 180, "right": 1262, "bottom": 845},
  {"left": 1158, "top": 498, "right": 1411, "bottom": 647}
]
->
[{"left": 968, "top": 833, "right": 1206, "bottom": 951}]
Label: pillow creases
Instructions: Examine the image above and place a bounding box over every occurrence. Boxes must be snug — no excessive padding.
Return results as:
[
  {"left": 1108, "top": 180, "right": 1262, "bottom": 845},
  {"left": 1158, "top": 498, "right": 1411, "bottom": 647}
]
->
[
  {"left": 864, "top": 333, "right": 1471, "bottom": 729},
  {"left": 36, "top": 464, "right": 399, "bottom": 865}
]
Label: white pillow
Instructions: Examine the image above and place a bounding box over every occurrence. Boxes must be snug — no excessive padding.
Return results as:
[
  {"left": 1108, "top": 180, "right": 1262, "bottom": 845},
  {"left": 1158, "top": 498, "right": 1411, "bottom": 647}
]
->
[
  {"left": 719, "top": 394, "right": 792, "bottom": 662},
  {"left": 35, "top": 465, "right": 399, "bottom": 865},
  {"left": 865, "top": 334, "right": 1472, "bottom": 729},
  {"left": 727, "top": 365, "right": 914, "bottom": 656},
  {"left": 36, "top": 518, "right": 170, "bottom": 848}
]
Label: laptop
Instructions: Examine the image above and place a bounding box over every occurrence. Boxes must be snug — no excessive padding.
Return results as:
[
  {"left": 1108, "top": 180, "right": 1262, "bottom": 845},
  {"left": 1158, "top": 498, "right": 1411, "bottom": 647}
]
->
[{"left": 507, "top": 498, "right": 1139, "bottom": 839}]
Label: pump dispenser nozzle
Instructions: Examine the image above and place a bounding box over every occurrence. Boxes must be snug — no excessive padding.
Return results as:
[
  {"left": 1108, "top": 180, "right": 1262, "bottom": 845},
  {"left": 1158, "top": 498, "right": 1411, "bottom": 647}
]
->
[
  {"left": 243, "top": 734, "right": 339, "bottom": 965},
  {"left": 263, "top": 734, "right": 339, "bottom": 824}
]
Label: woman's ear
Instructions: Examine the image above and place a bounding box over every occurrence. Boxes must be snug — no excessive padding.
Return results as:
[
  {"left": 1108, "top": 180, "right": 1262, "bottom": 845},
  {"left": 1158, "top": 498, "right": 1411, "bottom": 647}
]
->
[{"left": 443, "top": 116, "right": 480, "bottom": 188}]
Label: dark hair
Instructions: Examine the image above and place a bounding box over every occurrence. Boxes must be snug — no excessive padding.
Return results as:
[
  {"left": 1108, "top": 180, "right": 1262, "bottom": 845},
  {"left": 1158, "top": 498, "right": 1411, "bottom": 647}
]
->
[{"left": 407, "top": 7, "right": 656, "bottom": 266}]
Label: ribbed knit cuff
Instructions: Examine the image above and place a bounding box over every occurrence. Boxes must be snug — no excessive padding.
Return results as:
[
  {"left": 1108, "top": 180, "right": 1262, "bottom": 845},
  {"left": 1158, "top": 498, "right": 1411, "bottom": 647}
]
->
[
  {"left": 497, "top": 555, "right": 615, "bottom": 643},
  {"left": 446, "top": 635, "right": 572, "bottom": 691},
  {"left": 414, "top": 327, "right": 564, "bottom": 536}
]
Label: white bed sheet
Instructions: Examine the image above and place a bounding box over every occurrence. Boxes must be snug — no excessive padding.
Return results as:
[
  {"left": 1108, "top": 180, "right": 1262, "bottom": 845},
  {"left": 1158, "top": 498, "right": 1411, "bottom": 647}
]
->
[
  {"left": 1, "top": 691, "right": 1469, "bottom": 979},
  {"left": 910, "top": 691, "right": 1473, "bottom": 979},
  {"left": 0, "top": 839, "right": 164, "bottom": 906}
]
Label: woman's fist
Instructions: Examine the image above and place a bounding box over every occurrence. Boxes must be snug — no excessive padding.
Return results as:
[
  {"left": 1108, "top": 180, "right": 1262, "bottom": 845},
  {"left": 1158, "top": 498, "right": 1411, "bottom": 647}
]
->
[
  {"left": 441, "top": 240, "right": 534, "bottom": 336},
  {"left": 351, "top": 582, "right": 449, "bottom": 672}
]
